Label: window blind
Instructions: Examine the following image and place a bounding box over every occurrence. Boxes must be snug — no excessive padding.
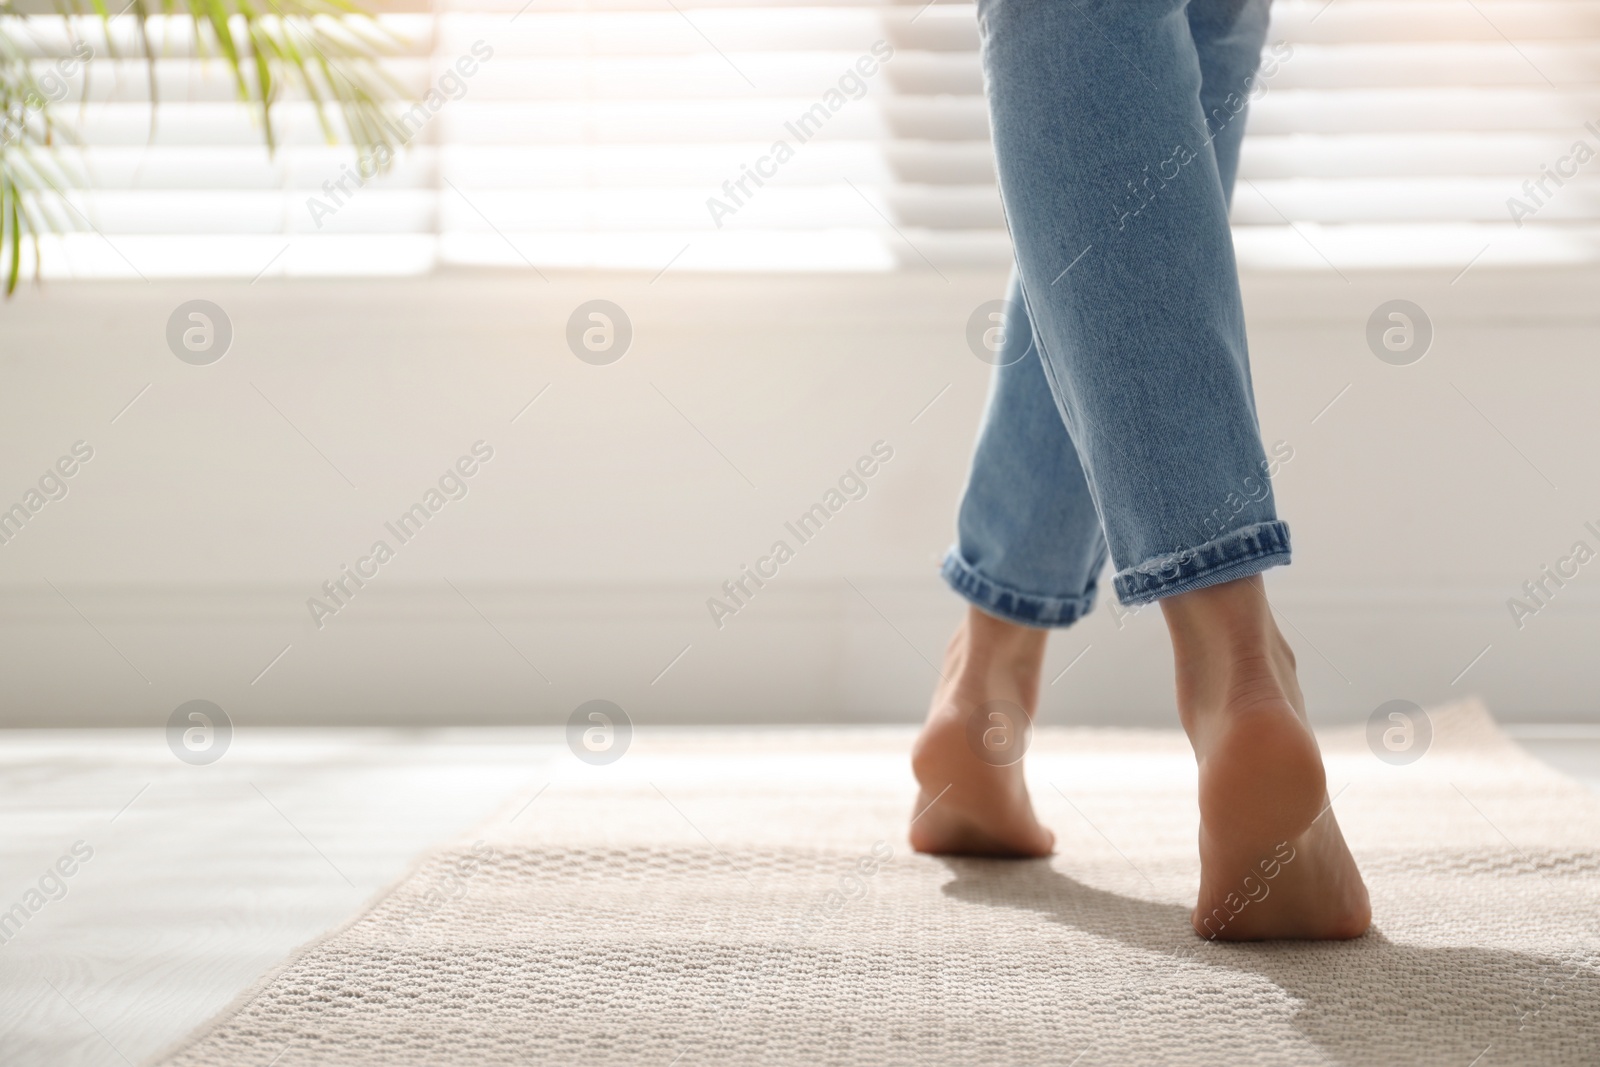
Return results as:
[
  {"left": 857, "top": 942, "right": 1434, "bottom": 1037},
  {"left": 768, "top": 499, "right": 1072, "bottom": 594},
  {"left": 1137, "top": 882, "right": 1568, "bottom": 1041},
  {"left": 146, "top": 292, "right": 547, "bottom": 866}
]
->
[{"left": 7, "top": 0, "right": 1599, "bottom": 279}]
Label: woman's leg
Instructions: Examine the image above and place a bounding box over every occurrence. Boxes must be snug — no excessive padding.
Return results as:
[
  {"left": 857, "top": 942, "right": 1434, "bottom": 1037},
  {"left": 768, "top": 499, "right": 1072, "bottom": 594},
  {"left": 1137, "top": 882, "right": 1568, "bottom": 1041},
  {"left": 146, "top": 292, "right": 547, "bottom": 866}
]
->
[
  {"left": 913, "top": 0, "right": 1369, "bottom": 938},
  {"left": 980, "top": 0, "right": 1287, "bottom": 594},
  {"left": 912, "top": 277, "right": 1094, "bottom": 858},
  {"left": 1171, "top": 0, "right": 1368, "bottom": 943},
  {"left": 941, "top": 272, "right": 1110, "bottom": 630}
]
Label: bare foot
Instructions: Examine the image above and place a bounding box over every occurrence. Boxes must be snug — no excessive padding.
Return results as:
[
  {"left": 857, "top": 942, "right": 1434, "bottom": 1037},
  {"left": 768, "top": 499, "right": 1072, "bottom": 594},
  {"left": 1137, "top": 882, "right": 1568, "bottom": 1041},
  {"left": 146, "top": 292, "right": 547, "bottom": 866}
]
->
[
  {"left": 909, "top": 607, "right": 1055, "bottom": 858},
  {"left": 1162, "top": 576, "right": 1371, "bottom": 940}
]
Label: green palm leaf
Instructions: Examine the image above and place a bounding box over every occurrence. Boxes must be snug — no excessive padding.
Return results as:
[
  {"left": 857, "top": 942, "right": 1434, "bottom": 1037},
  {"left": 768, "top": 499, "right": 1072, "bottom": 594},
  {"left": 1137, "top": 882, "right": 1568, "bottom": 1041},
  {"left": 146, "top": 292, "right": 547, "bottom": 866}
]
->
[{"left": 0, "top": 0, "right": 404, "bottom": 293}]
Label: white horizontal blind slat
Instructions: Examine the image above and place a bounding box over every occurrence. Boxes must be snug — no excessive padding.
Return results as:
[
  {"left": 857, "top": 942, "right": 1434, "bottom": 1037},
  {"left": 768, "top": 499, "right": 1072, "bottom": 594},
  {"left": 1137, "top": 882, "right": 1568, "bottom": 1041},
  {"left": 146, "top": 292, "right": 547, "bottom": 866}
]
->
[{"left": 8, "top": 0, "right": 1599, "bottom": 279}]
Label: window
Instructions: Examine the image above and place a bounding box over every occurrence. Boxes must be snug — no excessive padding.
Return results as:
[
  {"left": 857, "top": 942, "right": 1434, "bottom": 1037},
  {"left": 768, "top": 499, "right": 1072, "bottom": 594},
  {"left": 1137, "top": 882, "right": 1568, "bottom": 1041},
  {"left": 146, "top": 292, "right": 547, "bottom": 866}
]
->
[{"left": 13, "top": 0, "right": 1599, "bottom": 279}]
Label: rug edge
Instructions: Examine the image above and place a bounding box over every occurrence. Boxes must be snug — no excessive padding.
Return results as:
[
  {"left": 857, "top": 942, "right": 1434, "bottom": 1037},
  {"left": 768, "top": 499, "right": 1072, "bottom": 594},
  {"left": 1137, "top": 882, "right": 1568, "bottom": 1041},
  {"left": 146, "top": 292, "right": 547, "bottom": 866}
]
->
[{"left": 137, "top": 845, "right": 446, "bottom": 1067}]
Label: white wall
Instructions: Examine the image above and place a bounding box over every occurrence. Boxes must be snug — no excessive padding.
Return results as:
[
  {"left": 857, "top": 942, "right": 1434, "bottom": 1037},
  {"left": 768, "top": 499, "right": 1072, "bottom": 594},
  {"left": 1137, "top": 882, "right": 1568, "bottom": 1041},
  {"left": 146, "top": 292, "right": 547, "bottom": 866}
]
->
[{"left": 1, "top": 266, "right": 1596, "bottom": 728}]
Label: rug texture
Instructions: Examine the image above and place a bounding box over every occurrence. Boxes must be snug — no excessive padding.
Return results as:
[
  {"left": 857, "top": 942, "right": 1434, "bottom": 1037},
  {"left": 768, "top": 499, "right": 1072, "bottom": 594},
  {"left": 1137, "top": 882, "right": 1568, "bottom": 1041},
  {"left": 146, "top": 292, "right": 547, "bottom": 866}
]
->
[{"left": 150, "top": 701, "right": 1600, "bottom": 1066}]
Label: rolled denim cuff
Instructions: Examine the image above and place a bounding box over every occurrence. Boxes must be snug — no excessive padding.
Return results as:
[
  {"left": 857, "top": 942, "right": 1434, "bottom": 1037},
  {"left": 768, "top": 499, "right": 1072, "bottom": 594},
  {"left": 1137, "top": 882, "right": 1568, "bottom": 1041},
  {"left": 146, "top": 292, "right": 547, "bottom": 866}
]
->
[
  {"left": 940, "top": 549, "right": 1099, "bottom": 629},
  {"left": 1113, "top": 520, "right": 1292, "bottom": 606}
]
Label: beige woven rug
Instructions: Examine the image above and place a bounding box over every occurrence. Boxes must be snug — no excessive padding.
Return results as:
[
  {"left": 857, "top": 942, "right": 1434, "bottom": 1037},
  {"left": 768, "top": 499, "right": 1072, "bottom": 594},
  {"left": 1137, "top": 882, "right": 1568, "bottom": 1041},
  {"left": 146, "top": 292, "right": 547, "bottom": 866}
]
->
[{"left": 151, "top": 701, "right": 1600, "bottom": 1066}]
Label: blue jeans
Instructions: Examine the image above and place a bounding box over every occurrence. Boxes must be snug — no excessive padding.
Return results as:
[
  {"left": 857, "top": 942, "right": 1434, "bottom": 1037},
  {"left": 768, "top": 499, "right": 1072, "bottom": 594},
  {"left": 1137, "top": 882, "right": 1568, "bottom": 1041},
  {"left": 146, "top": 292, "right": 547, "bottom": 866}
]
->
[{"left": 943, "top": 0, "right": 1289, "bottom": 626}]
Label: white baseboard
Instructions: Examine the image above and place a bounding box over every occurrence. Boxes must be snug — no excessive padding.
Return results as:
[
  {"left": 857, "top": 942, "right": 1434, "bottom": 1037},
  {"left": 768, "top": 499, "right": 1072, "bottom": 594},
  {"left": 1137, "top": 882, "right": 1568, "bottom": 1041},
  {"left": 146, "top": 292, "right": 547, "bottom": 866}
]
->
[{"left": 1, "top": 580, "right": 1594, "bottom": 728}]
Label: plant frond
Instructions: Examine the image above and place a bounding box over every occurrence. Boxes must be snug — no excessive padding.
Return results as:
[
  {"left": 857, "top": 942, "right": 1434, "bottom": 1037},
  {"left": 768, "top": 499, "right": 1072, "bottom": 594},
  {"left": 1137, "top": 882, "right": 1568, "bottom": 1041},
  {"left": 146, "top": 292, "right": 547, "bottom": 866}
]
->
[{"left": 1, "top": 0, "right": 404, "bottom": 292}]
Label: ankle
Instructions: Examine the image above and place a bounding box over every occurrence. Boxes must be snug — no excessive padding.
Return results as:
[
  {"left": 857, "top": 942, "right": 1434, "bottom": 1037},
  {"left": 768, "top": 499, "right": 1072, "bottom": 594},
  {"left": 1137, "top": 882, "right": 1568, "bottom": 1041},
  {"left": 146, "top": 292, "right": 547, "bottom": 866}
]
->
[
  {"left": 1159, "top": 577, "right": 1299, "bottom": 723},
  {"left": 1163, "top": 577, "right": 1291, "bottom": 657},
  {"left": 950, "top": 608, "right": 1046, "bottom": 687},
  {"left": 1160, "top": 573, "right": 1269, "bottom": 638}
]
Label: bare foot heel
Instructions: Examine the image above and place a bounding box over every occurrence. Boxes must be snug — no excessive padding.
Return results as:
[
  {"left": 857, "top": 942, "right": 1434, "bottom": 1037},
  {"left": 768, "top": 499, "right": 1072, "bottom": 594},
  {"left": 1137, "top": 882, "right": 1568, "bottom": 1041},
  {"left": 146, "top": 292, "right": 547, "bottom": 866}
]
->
[
  {"left": 1164, "top": 578, "right": 1372, "bottom": 941},
  {"left": 1191, "top": 699, "right": 1368, "bottom": 940},
  {"left": 909, "top": 608, "right": 1054, "bottom": 858}
]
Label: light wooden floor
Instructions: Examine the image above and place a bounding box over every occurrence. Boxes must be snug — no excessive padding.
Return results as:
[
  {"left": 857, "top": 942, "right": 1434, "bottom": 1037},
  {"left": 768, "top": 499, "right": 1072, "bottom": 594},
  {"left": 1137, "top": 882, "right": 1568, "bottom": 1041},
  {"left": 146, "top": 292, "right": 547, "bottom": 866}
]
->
[
  {"left": 0, "top": 729, "right": 563, "bottom": 1067},
  {"left": 1, "top": 727, "right": 1596, "bottom": 1067}
]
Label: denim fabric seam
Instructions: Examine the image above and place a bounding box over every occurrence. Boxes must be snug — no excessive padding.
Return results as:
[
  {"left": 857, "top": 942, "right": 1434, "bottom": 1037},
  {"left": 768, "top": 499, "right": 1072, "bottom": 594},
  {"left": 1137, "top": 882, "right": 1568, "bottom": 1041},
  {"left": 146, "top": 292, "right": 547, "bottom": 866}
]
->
[
  {"left": 941, "top": 548, "right": 1098, "bottom": 628},
  {"left": 1112, "top": 519, "right": 1291, "bottom": 605}
]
